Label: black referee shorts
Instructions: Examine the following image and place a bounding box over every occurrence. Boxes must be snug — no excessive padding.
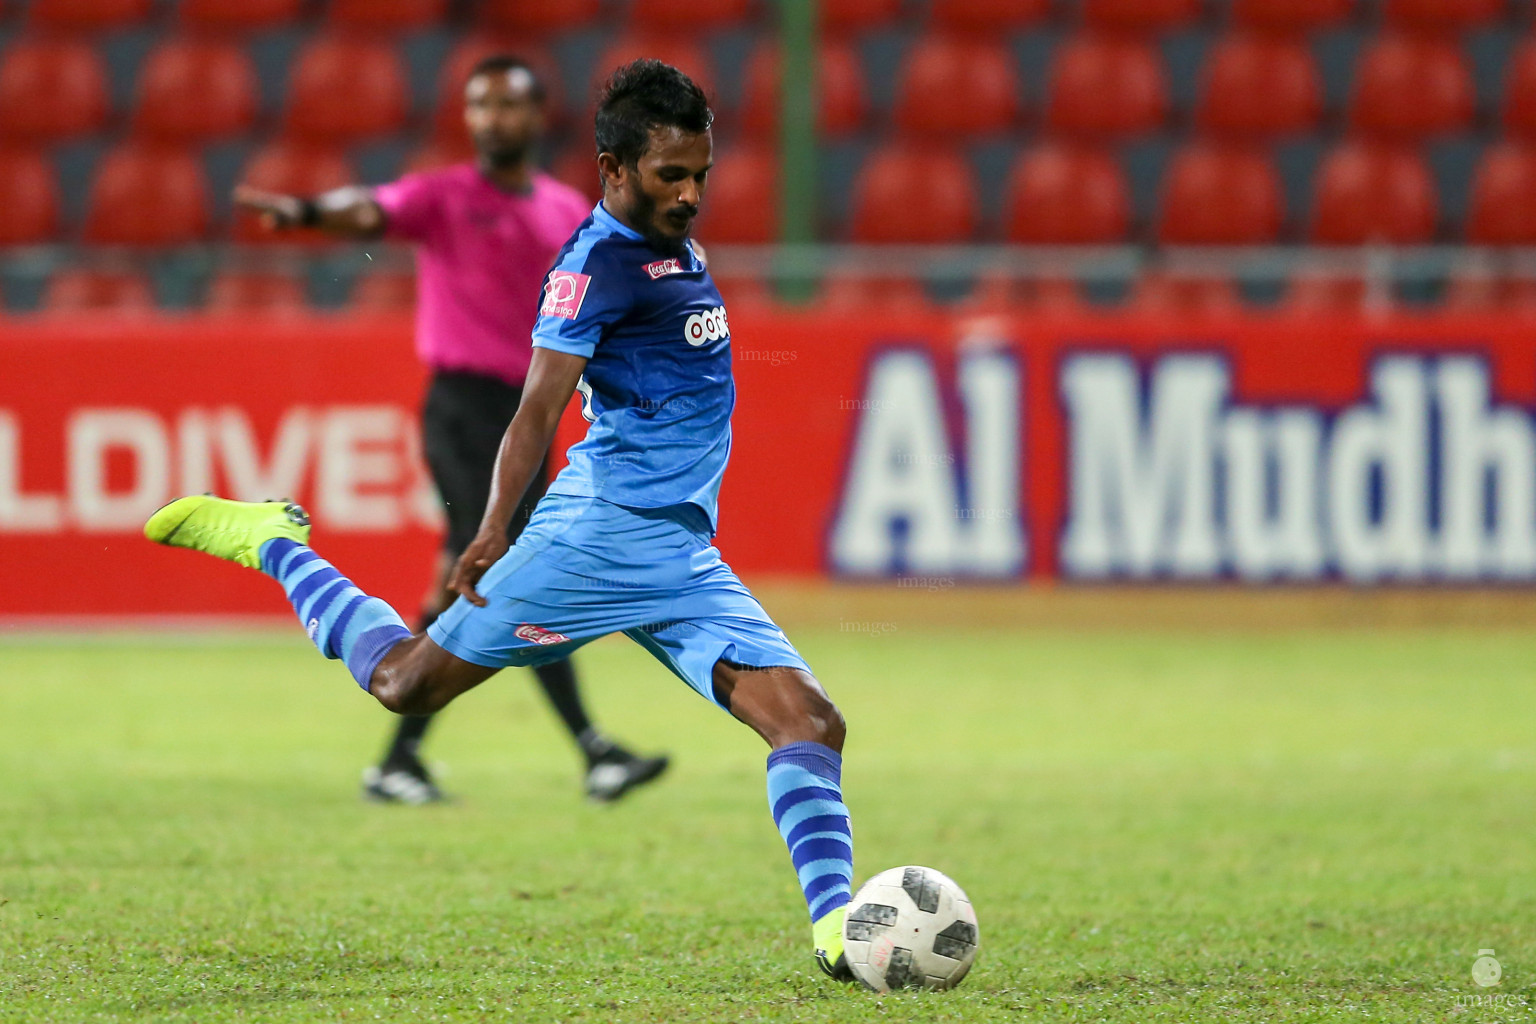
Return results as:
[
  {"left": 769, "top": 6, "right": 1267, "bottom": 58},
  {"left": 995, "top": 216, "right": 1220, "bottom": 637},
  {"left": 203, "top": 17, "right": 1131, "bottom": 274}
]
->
[{"left": 420, "top": 369, "right": 550, "bottom": 557}]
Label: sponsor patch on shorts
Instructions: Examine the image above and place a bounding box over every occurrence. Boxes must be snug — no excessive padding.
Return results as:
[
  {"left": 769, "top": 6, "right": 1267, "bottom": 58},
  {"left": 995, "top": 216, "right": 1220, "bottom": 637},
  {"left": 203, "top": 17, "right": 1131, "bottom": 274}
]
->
[{"left": 515, "top": 623, "right": 571, "bottom": 646}]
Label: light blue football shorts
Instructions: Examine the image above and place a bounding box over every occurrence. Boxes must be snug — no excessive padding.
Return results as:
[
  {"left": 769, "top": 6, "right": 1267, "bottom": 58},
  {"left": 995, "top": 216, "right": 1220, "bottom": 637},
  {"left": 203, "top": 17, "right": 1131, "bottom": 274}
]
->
[{"left": 427, "top": 494, "right": 811, "bottom": 708}]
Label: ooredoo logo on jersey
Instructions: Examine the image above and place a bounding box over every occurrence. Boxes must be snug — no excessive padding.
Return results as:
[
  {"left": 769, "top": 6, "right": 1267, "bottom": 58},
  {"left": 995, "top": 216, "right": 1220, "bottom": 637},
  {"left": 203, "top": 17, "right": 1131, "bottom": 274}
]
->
[
  {"left": 685, "top": 306, "right": 730, "bottom": 347},
  {"left": 540, "top": 271, "right": 591, "bottom": 320}
]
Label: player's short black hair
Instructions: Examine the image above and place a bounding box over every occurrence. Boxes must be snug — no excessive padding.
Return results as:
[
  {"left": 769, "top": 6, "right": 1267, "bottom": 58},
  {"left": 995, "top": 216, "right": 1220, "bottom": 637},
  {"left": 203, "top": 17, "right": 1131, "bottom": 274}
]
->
[
  {"left": 466, "top": 54, "right": 546, "bottom": 103},
  {"left": 594, "top": 59, "right": 713, "bottom": 168}
]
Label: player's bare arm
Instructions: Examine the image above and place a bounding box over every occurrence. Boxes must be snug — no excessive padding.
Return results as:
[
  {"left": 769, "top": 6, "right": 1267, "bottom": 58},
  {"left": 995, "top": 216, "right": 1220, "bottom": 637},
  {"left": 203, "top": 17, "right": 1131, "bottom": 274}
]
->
[
  {"left": 231, "top": 184, "right": 386, "bottom": 238},
  {"left": 448, "top": 346, "right": 589, "bottom": 605}
]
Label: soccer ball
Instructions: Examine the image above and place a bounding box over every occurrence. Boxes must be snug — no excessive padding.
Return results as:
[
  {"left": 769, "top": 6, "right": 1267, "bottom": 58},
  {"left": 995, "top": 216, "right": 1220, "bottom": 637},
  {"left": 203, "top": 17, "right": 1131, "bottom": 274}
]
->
[{"left": 842, "top": 865, "right": 979, "bottom": 991}]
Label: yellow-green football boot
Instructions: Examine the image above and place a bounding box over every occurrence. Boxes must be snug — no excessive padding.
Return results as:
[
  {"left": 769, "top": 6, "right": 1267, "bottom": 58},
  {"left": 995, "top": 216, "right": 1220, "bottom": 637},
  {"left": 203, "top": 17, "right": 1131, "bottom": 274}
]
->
[
  {"left": 814, "top": 905, "right": 855, "bottom": 982},
  {"left": 144, "top": 495, "right": 311, "bottom": 570}
]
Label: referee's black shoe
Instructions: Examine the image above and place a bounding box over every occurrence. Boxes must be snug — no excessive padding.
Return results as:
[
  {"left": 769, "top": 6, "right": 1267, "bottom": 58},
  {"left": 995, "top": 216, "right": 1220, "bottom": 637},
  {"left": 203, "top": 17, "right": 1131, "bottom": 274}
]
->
[
  {"left": 362, "top": 755, "right": 447, "bottom": 805},
  {"left": 584, "top": 742, "right": 669, "bottom": 802}
]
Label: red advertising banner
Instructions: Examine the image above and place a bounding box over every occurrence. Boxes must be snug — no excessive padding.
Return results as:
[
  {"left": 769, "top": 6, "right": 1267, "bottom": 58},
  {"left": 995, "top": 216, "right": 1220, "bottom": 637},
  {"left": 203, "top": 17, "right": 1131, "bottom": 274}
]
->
[{"left": 4, "top": 310, "right": 1536, "bottom": 617}]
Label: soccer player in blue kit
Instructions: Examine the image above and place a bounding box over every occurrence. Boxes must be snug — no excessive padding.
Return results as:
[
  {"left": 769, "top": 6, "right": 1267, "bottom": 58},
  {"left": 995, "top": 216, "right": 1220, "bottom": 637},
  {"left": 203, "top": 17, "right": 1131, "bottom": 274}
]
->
[{"left": 144, "top": 59, "right": 857, "bottom": 980}]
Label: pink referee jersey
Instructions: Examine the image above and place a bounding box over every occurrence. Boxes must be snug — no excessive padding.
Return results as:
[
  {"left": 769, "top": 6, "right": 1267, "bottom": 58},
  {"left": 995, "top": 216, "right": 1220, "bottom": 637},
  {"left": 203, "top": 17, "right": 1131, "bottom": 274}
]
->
[{"left": 372, "top": 163, "right": 591, "bottom": 386}]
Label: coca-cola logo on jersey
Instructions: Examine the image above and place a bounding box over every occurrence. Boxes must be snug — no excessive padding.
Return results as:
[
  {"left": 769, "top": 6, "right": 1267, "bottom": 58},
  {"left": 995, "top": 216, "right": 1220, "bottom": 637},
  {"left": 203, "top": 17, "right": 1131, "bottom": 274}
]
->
[{"left": 644, "top": 258, "right": 683, "bottom": 279}]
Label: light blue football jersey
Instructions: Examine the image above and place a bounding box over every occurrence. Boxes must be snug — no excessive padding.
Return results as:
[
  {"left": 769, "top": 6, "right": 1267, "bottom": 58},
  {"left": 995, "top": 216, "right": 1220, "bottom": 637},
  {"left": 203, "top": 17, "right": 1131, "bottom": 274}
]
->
[{"left": 531, "top": 202, "right": 734, "bottom": 532}]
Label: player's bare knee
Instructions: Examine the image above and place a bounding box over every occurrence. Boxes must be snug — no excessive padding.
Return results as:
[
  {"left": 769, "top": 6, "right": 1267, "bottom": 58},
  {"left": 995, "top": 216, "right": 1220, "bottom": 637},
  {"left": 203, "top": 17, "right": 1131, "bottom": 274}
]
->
[
  {"left": 780, "top": 671, "right": 845, "bottom": 751},
  {"left": 803, "top": 684, "right": 846, "bottom": 750},
  {"left": 370, "top": 666, "right": 436, "bottom": 716}
]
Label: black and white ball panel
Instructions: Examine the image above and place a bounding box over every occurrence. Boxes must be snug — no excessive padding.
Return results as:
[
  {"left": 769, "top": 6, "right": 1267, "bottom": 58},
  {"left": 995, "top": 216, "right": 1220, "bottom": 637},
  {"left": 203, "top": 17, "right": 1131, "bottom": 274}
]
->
[{"left": 842, "top": 865, "right": 979, "bottom": 992}]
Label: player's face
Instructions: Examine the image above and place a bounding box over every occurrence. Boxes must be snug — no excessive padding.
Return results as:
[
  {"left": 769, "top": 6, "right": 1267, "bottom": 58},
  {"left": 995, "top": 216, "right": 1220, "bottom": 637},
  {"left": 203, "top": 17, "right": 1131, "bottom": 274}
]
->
[
  {"left": 463, "top": 69, "right": 544, "bottom": 167},
  {"left": 613, "top": 127, "right": 712, "bottom": 254}
]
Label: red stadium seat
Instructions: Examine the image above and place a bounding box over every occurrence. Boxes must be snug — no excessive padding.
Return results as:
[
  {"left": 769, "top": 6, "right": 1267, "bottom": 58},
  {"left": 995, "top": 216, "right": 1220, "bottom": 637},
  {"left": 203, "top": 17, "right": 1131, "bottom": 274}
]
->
[
  {"left": 431, "top": 39, "right": 564, "bottom": 143},
  {"left": 478, "top": 0, "right": 602, "bottom": 36},
  {"left": 964, "top": 274, "right": 1085, "bottom": 315},
  {"left": 894, "top": 36, "right": 1021, "bottom": 138},
  {"left": 1082, "top": 0, "right": 1201, "bottom": 33},
  {"left": 1441, "top": 272, "right": 1498, "bottom": 310},
  {"left": 1004, "top": 143, "right": 1131, "bottom": 244},
  {"left": 1348, "top": 34, "right": 1473, "bottom": 141},
  {"left": 1445, "top": 274, "right": 1536, "bottom": 312},
  {"left": 178, "top": 0, "right": 305, "bottom": 31},
  {"left": 84, "top": 144, "right": 210, "bottom": 245},
  {"left": 350, "top": 270, "right": 416, "bottom": 310},
  {"left": 132, "top": 38, "right": 258, "bottom": 144},
  {"left": 1231, "top": 0, "right": 1354, "bottom": 34},
  {"left": 43, "top": 269, "right": 155, "bottom": 312},
  {"left": 693, "top": 146, "right": 777, "bottom": 243},
  {"left": 1383, "top": 0, "right": 1505, "bottom": 32},
  {"left": 328, "top": 0, "right": 449, "bottom": 32},
  {"left": 849, "top": 144, "right": 979, "bottom": 243},
  {"left": 818, "top": 0, "right": 902, "bottom": 36},
  {"left": 1197, "top": 34, "right": 1322, "bottom": 140},
  {"left": 1490, "top": 279, "right": 1536, "bottom": 313},
  {"left": 282, "top": 36, "right": 408, "bottom": 143},
  {"left": 0, "top": 149, "right": 60, "bottom": 244},
  {"left": 27, "top": 0, "right": 150, "bottom": 30},
  {"left": 1019, "top": 277, "right": 1086, "bottom": 314},
  {"left": 1131, "top": 273, "right": 1243, "bottom": 315},
  {"left": 549, "top": 142, "right": 602, "bottom": 204},
  {"left": 1047, "top": 34, "right": 1169, "bottom": 140},
  {"left": 1283, "top": 274, "right": 1379, "bottom": 315},
  {"left": 710, "top": 272, "right": 775, "bottom": 310},
  {"left": 590, "top": 34, "right": 714, "bottom": 102},
  {"left": 740, "top": 42, "right": 867, "bottom": 140},
  {"left": 629, "top": 0, "right": 755, "bottom": 30},
  {"left": 233, "top": 141, "right": 355, "bottom": 243},
  {"left": 1310, "top": 141, "right": 1438, "bottom": 244},
  {"left": 402, "top": 138, "right": 474, "bottom": 175},
  {"left": 1501, "top": 38, "right": 1536, "bottom": 140},
  {"left": 930, "top": 0, "right": 1050, "bottom": 34},
  {"left": 548, "top": 143, "right": 601, "bottom": 204},
  {"left": 204, "top": 270, "right": 308, "bottom": 313},
  {"left": 818, "top": 275, "right": 931, "bottom": 309},
  {"left": 1467, "top": 142, "right": 1536, "bottom": 244},
  {"left": 0, "top": 37, "right": 110, "bottom": 144},
  {"left": 1158, "top": 143, "right": 1284, "bottom": 244}
]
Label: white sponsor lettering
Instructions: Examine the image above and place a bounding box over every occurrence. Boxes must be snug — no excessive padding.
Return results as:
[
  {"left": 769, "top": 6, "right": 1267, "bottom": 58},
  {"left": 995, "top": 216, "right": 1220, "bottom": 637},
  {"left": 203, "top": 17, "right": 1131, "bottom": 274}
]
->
[
  {"left": 318, "top": 407, "right": 407, "bottom": 531},
  {"left": 1061, "top": 355, "right": 1226, "bottom": 578},
  {"left": 830, "top": 347, "right": 1024, "bottom": 577},
  {"left": 956, "top": 348, "right": 1025, "bottom": 575},
  {"left": 1327, "top": 360, "right": 1430, "bottom": 581},
  {"left": 1059, "top": 354, "right": 1536, "bottom": 581},
  {"left": 68, "top": 409, "right": 173, "bottom": 530},
  {"left": 832, "top": 349, "right": 1536, "bottom": 581},
  {"left": 0, "top": 411, "right": 62, "bottom": 531},
  {"left": 215, "top": 407, "right": 313, "bottom": 501},
  {"left": 1221, "top": 408, "right": 1325, "bottom": 580},
  {"left": 0, "top": 405, "right": 444, "bottom": 534},
  {"left": 1436, "top": 359, "right": 1536, "bottom": 578}
]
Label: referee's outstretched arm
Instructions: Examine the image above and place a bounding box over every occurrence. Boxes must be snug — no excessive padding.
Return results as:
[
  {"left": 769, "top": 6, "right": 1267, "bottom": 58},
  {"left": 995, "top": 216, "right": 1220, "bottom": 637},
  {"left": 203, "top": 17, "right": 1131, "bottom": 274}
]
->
[{"left": 232, "top": 183, "right": 386, "bottom": 238}]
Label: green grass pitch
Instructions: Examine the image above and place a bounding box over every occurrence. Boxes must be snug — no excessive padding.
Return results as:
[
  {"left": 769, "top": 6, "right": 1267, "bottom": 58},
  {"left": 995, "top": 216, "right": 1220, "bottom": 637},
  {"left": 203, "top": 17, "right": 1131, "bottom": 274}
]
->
[{"left": 2, "top": 601, "right": 1534, "bottom": 1022}]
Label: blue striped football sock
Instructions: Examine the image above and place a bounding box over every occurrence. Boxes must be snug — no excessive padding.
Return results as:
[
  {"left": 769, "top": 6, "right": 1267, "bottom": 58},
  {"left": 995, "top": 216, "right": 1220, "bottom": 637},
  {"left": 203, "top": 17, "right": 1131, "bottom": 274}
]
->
[
  {"left": 767, "top": 741, "right": 854, "bottom": 928},
  {"left": 258, "top": 538, "right": 410, "bottom": 692}
]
